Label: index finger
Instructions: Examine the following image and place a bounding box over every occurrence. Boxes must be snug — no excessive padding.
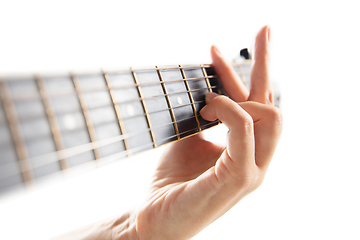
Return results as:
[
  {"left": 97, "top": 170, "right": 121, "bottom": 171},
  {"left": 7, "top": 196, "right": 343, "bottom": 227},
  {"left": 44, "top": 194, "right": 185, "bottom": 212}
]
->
[
  {"left": 211, "top": 45, "right": 249, "bottom": 102},
  {"left": 200, "top": 94, "right": 256, "bottom": 182}
]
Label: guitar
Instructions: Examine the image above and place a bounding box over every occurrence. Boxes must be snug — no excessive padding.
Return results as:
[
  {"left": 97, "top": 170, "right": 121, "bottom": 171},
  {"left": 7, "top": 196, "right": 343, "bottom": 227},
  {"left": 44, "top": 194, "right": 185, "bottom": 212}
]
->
[{"left": 0, "top": 54, "right": 279, "bottom": 195}]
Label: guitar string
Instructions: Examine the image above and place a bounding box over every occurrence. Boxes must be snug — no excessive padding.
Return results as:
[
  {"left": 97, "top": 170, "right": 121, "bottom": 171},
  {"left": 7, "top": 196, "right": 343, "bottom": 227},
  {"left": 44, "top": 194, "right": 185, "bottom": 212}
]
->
[
  {"left": 0, "top": 70, "right": 233, "bottom": 156},
  {"left": 0, "top": 118, "right": 220, "bottom": 179},
  {"left": 4, "top": 75, "right": 214, "bottom": 102},
  {"left": 119, "top": 99, "right": 207, "bottom": 121},
  {"left": 10, "top": 86, "right": 218, "bottom": 122},
  {"left": 3, "top": 97, "right": 210, "bottom": 144},
  {"left": 1, "top": 75, "right": 225, "bottom": 178},
  {"left": 110, "top": 64, "right": 213, "bottom": 72},
  {"left": 0, "top": 99, "right": 215, "bottom": 161},
  {"left": 28, "top": 111, "right": 215, "bottom": 170},
  {"left": 0, "top": 83, "right": 221, "bottom": 170},
  {"left": 1, "top": 104, "right": 219, "bottom": 181},
  {"left": 0, "top": 63, "right": 248, "bottom": 182},
  {"left": 0, "top": 70, "right": 239, "bottom": 144},
  {"left": 81, "top": 62, "right": 249, "bottom": 73},
  {"left": 0, "top": 62, "right": 249, "bottom": 85},
  {"left": 6, "top": 70, "right": 251, "bottom": 102}
]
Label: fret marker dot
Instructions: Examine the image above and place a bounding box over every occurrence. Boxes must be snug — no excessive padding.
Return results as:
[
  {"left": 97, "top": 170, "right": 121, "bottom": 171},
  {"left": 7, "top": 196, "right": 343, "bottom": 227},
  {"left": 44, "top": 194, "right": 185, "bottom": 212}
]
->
[
  {"left": 127, "top": 104, "right": 135, "bottom": 116},
  {"left": 177, "top": 96, "right": 183, "bottom": 105},
  {"left": 63, "top": 114, "right": 77, "bottom": 130}
]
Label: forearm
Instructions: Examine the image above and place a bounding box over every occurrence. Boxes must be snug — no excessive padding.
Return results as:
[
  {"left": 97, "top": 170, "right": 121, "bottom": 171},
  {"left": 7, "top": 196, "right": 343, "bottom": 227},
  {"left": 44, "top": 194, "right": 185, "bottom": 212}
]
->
[{"left": 51, "top": 212, "right": 139, "bottom": 240}]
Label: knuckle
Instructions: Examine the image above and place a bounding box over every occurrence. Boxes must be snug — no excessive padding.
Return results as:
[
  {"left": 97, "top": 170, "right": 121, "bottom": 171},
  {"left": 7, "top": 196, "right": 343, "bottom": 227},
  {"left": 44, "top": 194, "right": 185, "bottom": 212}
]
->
[
  {"left": 221, "top": 155, "right": 259, "bottom": 191},
  {"left": 236, "top": 171, "right": 259, "bottom": 191},
  {"left": 228, "top": 166, "right": 259, "bottom": 190},
  {"left": 209, "top": 95, "right": 228, "bottom": 108},
  {"left": 253, "top": 174, "right": 265, "bottom": 189},
  {"left": 214, "top": 94, "right": 229, "bottom": 103},
  {"left": 242, "top": 169, "right": 266, "bottom": 192},
  {"left": 237, "top": 112, "right": 254, "bottom": 132},
  {"left": 266, "top": 106, "right": 283, "bottom": 126},
  {"left": 243, "top": 114, "right": 254, "bottom": 126}
]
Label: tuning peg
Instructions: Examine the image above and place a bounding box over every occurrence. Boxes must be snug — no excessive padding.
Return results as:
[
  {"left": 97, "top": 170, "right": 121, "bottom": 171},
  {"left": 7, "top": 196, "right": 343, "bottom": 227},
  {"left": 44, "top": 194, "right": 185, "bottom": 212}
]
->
[{"left": 240, "top": 48, "right": 251, "bottom": 60}]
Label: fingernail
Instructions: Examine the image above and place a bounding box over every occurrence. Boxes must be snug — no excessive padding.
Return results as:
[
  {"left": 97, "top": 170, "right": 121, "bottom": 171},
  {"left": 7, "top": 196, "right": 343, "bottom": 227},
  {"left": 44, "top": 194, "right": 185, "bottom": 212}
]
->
[
  {"left": 212, "top": 45, "right": 222, "bottom": 57},
  {"left": 267, "top": 26, "right": 271, "bottom": 42},
  {"left": 205, "top": 92, "right": 219, "bottom": 103}
]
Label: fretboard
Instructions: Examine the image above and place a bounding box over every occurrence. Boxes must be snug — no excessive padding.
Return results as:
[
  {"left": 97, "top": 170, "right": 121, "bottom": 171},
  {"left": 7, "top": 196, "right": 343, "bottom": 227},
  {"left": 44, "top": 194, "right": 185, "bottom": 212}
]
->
[{"left": 0, "top": 62, "right": 253, "bottom": 194}]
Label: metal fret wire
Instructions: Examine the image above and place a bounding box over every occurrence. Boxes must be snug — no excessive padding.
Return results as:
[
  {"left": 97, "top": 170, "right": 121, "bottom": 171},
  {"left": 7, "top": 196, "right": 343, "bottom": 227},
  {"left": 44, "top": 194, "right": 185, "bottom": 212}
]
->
[
  {"left": 200, "top": 65, "right": 221, "bottom": 127},
  {"left": 71, "top": 73, "right": 101, "bottom": 161},
  {"left": 9, "top": 97, "right": 209, "bottom": 144},
  {"left": 0, "top": 81, "right": 34, "bottom": 185},
  {"left": 0, "top": 62, "right": 249, "bottom": 82},
  {"left": 6, "top": 74, "right": 220, "bottom": 102},
  {"left": 11, "top": 86, "right": 218, "bottom": 122},
  {"left": 0, "top": 117, "right": 219, "bottom": 177},
  {"left": 36, "top": 75, "right": 68, "bottom": 170},
  {"left": 107, "top": 63, "right": 250, "bottom": 74},
  {"left": 3, "top": 69, "right": 250, "bottom": 103},
  {"left": 0, "top": 96, "right": 210, "bottom": 146},
  {"left": 0, "top": 62, "right": 250, "bottom": 183},
  {"left": 0, "top": 88, "right": 215, "bottom": 149},
  {"left": 156, "top": 66, "right": 180, "bottom": 140},
  {"left": 0, "top": 66, "right": 229, "bottom": 144},
  {"left": 131, "top": 68, "right": 157, "bottom": 148},
  {"left": 3, "top": 63, "right": 251, "bottom": 102},
  {"left": 103, "top": 71, "right": 131, "bottom": 156},
  {"left": 179, "top": 64, "right": 201, "bottom": 132},
  {"left": 201, "top": 64, "right": 213, "bottom": 93}
]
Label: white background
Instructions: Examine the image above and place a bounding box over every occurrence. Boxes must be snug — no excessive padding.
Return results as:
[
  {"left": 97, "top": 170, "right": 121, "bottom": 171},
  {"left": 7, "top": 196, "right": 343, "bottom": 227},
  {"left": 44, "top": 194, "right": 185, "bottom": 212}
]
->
[{"left": 1, "top": 0, "right": 360, "bottom": 239}]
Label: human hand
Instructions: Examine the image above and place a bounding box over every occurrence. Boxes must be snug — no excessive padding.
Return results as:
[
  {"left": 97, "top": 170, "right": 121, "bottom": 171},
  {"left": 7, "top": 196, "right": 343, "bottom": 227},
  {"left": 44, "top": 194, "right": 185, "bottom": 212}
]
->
[{"left": 116, "top": 26, "right": 283, "bottom": 240}]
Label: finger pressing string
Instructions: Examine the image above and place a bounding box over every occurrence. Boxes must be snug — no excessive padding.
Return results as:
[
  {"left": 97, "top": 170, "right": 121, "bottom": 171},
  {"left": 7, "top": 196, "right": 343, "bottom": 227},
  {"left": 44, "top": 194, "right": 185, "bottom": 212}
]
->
[{"left": 200, "top": 95, "right": 256, "bottom": 183}]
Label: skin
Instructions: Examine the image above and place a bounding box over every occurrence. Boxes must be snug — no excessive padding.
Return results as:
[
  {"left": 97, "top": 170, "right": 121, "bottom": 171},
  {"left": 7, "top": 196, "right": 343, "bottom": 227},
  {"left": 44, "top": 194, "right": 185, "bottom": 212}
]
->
[
  {"left": 52, "top": 26, "right": 282, "bottom": 240},
  {"left": 113, "top": 25, "right": 283, "bottom": 240}
]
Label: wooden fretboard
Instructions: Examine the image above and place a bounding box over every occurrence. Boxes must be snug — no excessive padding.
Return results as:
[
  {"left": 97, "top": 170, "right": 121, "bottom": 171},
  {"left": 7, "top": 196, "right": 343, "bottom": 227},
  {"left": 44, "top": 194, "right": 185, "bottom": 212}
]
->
[{"left": 0, "top": 62, "right": 254, "bottom": 194}]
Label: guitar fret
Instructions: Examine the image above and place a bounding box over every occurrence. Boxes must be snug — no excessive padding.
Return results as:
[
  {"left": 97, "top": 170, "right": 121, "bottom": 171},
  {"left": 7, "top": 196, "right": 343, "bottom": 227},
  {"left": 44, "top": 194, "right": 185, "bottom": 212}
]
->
[
  {"left": 0, "top": 81, "right": 34, "bottom": 185},
  {"left": 179, "top": 64, "right": 201, "bottom": 132},
  {"left": 77, "top": 74, "right": 123, "bottom": 162},
  {"left": 103, "top": 71, "right": 131, "bottom": 156},
  {"left": 107, "top": 75, "right": 216, "bottom": 89},
  {"left": 8, "top": 75, "right": 219, "bottom": 103},
  {"left": 131, "top": 69, "right": 156, "bottom": 148},
  {"left": 0, "top": 61, "right": 263, "bottom": 194},
  {"left": 0, "top": 112, "right": 217, "bottom": 183},
  {"left": 201, "top": 64, "right": 213, "bottom": 93},
  {"left": 71, "top": 73, "right": 101, "bottom": 161},
  {"left": 156, "top": 66, "right": 180, "bottom": 140},
  {"left": 36, "top": 75, "right": 68, "bottom": 171},
  {"left": 120, "top": 99, "right": 207, "bottom": 121},
  {"left": 110, "top": 86, "right": 215, "bottom": 107},
  {"left": 126, "top": 65, "right": 213, "bottom": 72}
]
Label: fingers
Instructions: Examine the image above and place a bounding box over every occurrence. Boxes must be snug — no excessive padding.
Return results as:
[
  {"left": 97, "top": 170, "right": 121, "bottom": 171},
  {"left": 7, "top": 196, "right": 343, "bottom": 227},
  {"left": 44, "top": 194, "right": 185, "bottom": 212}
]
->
[
  {"left": 211, "top": 26, "right": 273, "bottom": 105},
  {"left": 248, "top": 25, "right": 273, "bottom": 105},
  {"left": 193, "top": 94, "right": 282, "bottom": 227},
  {"left": 200, "top": 94, "right": 256, "bottom": 184},
  {"left": 211, "top": 45, "right": 249, "bottom": 102},
  {"left": 201, "top": 93, "right": 282, "bottom": 174},
  {"left": 238, "top": 101, "right": 282, "bottom": 171}
]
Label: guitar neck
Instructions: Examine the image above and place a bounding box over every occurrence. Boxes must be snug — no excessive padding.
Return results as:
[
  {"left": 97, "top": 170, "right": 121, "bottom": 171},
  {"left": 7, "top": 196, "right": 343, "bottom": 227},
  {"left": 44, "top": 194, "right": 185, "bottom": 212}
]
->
[{"left": 0, "top": 62, "right": 252, "bottom": 194}]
